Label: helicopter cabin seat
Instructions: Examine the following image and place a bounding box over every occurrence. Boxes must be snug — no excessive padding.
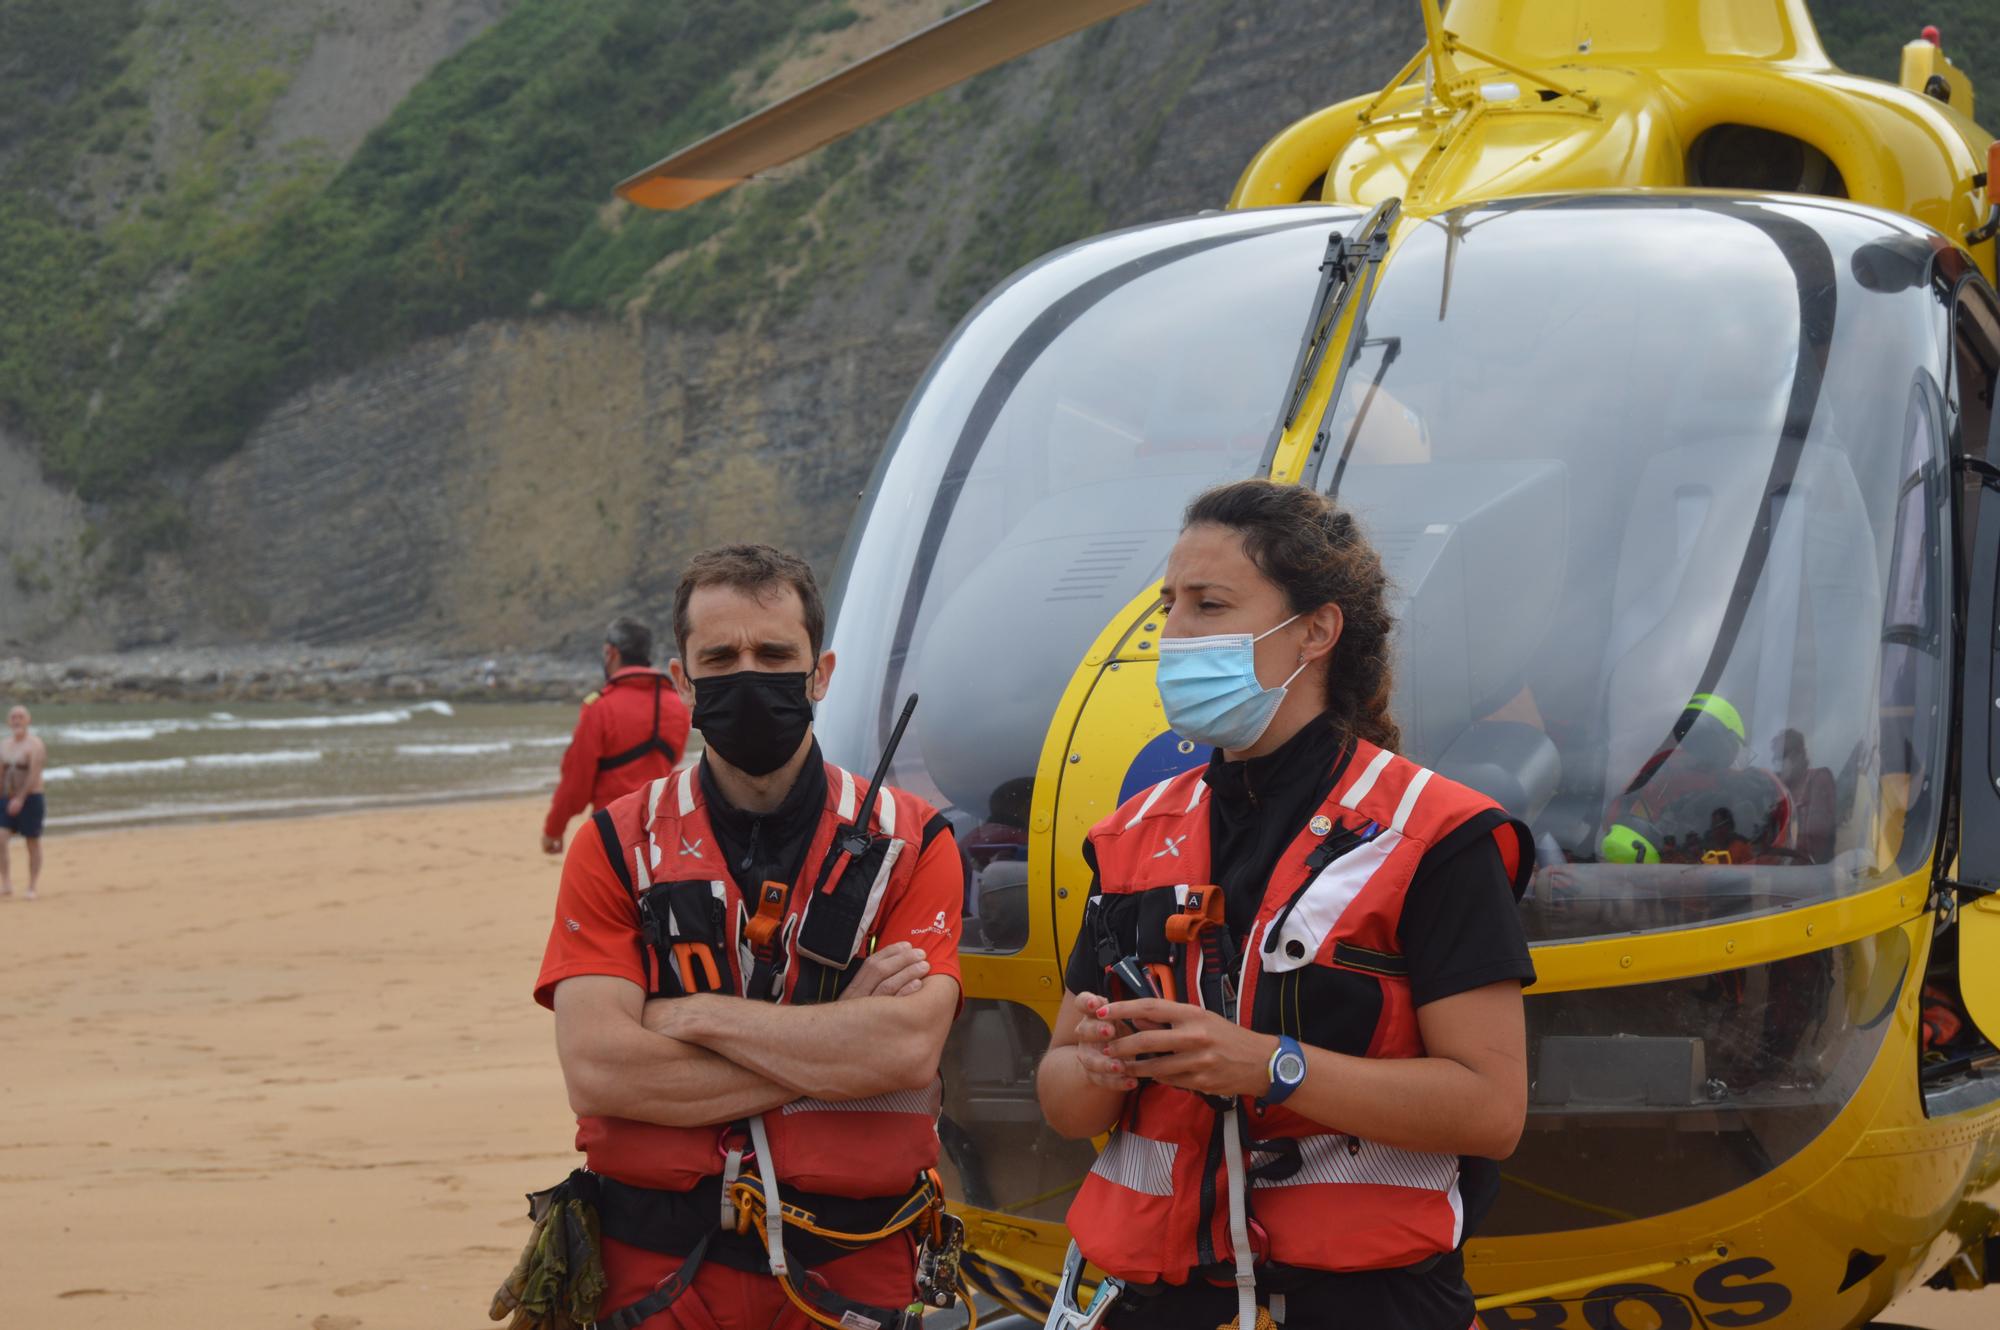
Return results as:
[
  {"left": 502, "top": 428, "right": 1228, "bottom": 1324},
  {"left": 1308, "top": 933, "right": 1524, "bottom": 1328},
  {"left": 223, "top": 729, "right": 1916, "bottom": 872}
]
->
[{"left": 1335, "top": 459, "right": 1566, "bottom": 822}]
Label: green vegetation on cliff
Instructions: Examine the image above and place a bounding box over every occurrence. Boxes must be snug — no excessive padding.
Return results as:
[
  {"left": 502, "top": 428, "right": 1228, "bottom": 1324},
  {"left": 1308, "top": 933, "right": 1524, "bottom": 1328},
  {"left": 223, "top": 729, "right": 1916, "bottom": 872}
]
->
[{"left": 0, "top": 0, "right": 1993, "bottom": 519}]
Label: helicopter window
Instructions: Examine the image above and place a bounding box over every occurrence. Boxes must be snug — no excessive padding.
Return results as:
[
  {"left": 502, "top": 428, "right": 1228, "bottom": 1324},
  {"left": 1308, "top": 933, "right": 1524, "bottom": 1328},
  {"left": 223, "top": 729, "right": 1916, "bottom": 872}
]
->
[
  {"left": 1486, "top": 926, "right": 1905, "bottom": 1234},
  {"left": 1312, "top": 197, "right": 1952, "bottom": 943},
  {"left": 821, "top": 207, "right": 1352, "bottom": 954}
]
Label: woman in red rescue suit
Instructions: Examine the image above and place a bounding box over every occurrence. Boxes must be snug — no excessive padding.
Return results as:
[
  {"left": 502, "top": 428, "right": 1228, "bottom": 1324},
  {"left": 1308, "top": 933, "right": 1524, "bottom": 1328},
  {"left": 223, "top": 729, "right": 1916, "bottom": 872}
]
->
[{"left": 1036, "top": 480, "right": 1537, "bottom": 1330}]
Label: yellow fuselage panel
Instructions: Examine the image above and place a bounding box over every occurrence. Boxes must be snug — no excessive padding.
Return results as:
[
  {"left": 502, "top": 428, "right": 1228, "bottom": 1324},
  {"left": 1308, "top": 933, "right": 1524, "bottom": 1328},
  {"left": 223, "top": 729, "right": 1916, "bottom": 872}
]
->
[
  {"left": 1233, "top": 63, "right": 1994, "bottom": 283},
  {"left": 1441, "top": 0, "right": 1829, "bottom": 68}
]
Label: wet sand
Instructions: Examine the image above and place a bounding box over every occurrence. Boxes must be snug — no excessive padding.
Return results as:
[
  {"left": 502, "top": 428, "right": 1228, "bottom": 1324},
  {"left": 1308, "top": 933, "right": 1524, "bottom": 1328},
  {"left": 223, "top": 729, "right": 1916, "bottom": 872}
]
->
[{"left": 0, "top": 799, "right": 1992, "bottom": 1328}]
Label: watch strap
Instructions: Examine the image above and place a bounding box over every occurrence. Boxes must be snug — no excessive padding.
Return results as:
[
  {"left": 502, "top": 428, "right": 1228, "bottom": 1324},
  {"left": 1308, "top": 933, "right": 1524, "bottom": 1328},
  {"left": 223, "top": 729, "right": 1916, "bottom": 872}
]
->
[{"left": 1263, "top": 1035, "right": 1306, "bottom": 1107}]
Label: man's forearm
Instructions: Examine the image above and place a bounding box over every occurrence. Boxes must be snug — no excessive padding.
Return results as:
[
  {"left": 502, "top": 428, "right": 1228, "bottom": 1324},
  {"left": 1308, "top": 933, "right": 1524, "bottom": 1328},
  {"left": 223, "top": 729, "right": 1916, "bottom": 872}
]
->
[
  {"left": 568, "top": 1017, "right": 797, "bottom": 1127},
  {"left": 668, "top": 984, "right": 954, "bottom": 1102}
]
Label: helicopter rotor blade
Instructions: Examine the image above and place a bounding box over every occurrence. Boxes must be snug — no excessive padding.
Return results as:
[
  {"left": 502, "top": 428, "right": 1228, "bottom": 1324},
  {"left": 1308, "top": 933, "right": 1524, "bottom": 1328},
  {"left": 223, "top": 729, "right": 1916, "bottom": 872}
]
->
[{"left": 617, "top": 0, "right": 1153, "bottom": 211}]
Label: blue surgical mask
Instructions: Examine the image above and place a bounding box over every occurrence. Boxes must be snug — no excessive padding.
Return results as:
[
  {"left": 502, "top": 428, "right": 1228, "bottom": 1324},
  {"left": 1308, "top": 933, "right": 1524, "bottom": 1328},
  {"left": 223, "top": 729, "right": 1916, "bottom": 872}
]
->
[{"left": 1155, "top": 614, "right": 1307, "bottom": 752}]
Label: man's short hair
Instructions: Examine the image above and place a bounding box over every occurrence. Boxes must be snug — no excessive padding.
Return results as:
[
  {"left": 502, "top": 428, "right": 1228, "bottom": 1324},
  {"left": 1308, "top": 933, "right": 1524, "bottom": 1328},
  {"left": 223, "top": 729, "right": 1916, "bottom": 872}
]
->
[
  {"left": 674, "top": 545, "right": 825, "bottom": 657},
  {"left": 604, "top": 616, "right": 654, "bottom": 667}
]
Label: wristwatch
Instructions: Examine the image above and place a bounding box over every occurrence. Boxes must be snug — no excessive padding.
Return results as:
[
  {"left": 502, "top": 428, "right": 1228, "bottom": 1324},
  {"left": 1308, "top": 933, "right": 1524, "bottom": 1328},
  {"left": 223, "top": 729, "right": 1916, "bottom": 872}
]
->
[{"left": 1264, "top": 1035, "right": 1308, "bottom": 1106}]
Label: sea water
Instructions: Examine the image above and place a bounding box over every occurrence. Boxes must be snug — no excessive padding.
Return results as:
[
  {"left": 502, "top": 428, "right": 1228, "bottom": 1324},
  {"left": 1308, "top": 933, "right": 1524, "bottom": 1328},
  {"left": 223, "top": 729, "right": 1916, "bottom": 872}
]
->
[{"left": 24, "top": 699, "right": 582, "bottom": 830}]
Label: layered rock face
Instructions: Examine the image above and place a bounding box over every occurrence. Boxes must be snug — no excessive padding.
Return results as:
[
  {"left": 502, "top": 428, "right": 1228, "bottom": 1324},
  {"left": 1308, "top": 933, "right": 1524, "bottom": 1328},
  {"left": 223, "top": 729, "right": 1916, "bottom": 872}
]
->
[{"left": 19, "top": 0, "right": 1425, "bottom": 654}]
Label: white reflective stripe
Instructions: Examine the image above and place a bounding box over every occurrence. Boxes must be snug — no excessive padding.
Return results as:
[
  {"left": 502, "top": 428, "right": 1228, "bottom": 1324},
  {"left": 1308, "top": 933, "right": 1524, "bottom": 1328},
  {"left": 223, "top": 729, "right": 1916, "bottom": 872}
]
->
[
  {"left": 1448, "top": 1170, "right": 1466, "bottom": 1247},
  {"left": 748, "top": 1114, "right": 786, "bottom": 1276},
  {"left": 632, "top": 846, "right": 651, "bottom": 893},
  {"left": 875, "top": 782, "right": 896, "bottom": 836},
  {"left": 837, "top": 766, "right": 856, "bottom": 821},
  {"left": 1124, "top": 777, "right": 1172, "bottom": 829},
  {"left": 647, "top": 776, "right": 669, "bottom": 824},
  {"left": 1338, "top": 748, "right": 1395, "bottom": 810},
  {"left": 855, "top": 836, "right": 902, "bottom": 947},
  {"left": 1184, "top": 779, "right": 1208, "bottom": 812},
  {"left": 1261, "top": 830, "right": 1402, "bottom": 974},
  {"left": 795, "top": 835, "right": 906, "bottom": 968},
  {"left": 1089, "top": 1130, "right": 1177, "bottom": 1197},
  {"left": 676, "top": 765, "right": 696, "bottom": 816},
  {"left": 781, "top": 1079, "right": 942, "bottom": 1117},
  {"left": 1250, "top": 1134, "right": 1460, "bottom": 1194},
  {"left": 1222, "top": 1108, "right": 1257, "bottom": 1330},
  {"left": 1390, "top": 767, "right": 1434, "bottom": 836}
]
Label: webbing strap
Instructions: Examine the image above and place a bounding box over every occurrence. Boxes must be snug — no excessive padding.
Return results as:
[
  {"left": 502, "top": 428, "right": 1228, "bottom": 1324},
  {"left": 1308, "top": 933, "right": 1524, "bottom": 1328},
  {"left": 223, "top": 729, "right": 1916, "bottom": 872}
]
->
[
  {"left": 593, "top": 809, "right": 635, "bottom": 897},
  {"left": 593, "top": 1227, "right": 712, "bottom": 1330},
  {"left": 599, "top": 680, "right": 678, "bottom": 771},
  {"left": 1221, "top": 1108, "right": 1256, "bottom": 1330},
  {"left": 748, "top": 1115, "right": 787, "bottom": 1276}
]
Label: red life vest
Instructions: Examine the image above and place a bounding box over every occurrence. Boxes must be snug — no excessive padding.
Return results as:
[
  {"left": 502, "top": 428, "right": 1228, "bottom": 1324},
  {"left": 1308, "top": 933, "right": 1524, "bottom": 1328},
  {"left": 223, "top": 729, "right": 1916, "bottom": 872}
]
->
[
  {"left": 587, "top": 761, "right": 944, "bottom": 1199},
  {"left": 1066, "top": 739, "right": 1530, "bottom": 1286}
]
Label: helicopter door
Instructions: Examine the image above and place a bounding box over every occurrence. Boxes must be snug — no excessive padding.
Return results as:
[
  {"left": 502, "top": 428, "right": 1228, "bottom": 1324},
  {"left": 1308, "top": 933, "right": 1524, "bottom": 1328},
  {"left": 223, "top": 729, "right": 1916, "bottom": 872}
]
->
[{"left": 1949, "top": 279, "right": 2000, "bottom": 1044}]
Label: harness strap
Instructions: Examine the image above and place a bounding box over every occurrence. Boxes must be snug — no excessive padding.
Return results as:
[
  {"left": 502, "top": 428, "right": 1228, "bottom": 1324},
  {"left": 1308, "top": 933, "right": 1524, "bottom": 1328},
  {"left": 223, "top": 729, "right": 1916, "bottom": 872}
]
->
[
  {"left": 728, "top": 1173, "right": 948, "bottom": 1330},
  {"left": 594, "top": 809, "right": 636, "bottom": 896},
  {"left": 748, "top": 1114, "right": 787, "bottom": 1277},
  {"left": 593, "top": 1228, "right": 713, "bottom": 1330},
  {"left": 1221, "top": 1108, "right": 1257, "bottom": 1330},
  {"left": 598, "top": 679, "right": 679, "bottom": 771}
]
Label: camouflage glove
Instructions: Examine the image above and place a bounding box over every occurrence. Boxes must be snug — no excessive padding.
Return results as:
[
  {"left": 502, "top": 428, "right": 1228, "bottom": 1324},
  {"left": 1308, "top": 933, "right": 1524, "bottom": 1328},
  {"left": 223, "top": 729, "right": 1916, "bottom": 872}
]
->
[{"left": 490, "top": 1177, "right": 608, "bottom": 1330}]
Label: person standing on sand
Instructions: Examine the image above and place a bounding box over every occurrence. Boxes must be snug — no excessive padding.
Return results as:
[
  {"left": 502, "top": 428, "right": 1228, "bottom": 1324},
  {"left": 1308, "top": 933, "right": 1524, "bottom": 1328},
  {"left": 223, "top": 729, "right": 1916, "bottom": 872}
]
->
[
  {"left": 541, "top": 617, "right": 691, "bottom": 856},
  {"left": 526, "top": 545, "right": 965, "bottom": 1329},
  {"left": 1, "top": 706, "right": 48, "bottom": 900}
]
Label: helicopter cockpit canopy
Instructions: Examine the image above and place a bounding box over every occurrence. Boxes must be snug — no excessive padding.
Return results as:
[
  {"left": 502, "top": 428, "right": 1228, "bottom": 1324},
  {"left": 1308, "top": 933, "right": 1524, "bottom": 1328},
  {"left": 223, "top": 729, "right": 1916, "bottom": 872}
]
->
[
  {"left": 825, "top": 194, "right": 1953, "bottom": 952},
  {"left": 822, "top": 206, "right": 1356, "bottom": 951},
  {"left": 1316, "top": 195, "right": 1953, "bottom": 943}
]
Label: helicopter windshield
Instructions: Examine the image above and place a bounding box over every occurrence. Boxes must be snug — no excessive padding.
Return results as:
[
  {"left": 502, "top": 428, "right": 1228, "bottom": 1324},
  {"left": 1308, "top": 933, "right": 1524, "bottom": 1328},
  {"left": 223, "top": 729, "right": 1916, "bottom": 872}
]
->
[
  {"left": 1315, "top": 196, "right": 1952, "bottom": 942},
  {"left": 824, "top": 205, "right": 1355, "bottom": 955}
]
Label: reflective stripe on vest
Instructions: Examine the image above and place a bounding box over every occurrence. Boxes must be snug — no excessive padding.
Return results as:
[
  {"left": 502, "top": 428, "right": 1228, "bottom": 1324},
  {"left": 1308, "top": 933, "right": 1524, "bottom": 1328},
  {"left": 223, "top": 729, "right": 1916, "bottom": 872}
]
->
[
  {"left": 592, "top": 762, "right": 943, "bottom": 1199},
  {"left": 1066, "top": 739, "right": 1522, "bottom": 1284}
]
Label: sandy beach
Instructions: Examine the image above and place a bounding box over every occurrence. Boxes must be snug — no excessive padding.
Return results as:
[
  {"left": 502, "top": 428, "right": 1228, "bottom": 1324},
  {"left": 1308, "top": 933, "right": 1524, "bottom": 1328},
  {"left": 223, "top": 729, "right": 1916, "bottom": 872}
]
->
[{"left": 2, "top": 798, "right": 1993, "bottom": 1329}]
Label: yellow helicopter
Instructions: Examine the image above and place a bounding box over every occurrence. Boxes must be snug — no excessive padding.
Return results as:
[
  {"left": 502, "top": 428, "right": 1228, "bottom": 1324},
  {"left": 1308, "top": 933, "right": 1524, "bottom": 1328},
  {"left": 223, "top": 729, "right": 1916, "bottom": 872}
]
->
[{"left": 615, "top": 1, "right": 2000, "bottom": 1325}]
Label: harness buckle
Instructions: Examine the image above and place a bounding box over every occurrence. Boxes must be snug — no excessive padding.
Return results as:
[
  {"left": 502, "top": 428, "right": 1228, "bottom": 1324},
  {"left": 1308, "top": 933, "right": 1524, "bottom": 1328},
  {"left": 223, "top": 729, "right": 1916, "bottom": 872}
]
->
[
  {"left": 1165, "top": 885, "right": 1225, "bottom": 945},
  {"left": 745, "top": 880, "right": 789, "bottom": 955}
]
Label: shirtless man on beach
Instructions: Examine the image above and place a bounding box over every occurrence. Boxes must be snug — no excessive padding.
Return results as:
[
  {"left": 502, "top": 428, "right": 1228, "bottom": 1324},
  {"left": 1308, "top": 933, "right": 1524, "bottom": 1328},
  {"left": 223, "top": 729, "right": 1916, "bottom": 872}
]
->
[{"left": 1, "top": 706, "right": 48, "bottom": 900}]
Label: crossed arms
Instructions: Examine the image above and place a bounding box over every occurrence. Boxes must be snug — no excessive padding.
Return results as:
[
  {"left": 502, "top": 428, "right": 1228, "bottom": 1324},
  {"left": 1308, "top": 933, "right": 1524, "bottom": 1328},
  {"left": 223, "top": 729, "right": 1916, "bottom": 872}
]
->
[{"left": 554, "top": 942, "right": 959, "bottom": 1128}]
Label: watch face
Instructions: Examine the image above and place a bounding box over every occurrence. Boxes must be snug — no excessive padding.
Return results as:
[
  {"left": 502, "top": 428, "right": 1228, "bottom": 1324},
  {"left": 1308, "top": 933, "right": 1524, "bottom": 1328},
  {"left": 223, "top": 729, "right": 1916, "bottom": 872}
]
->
[{"left": 1276, "top": 1052, "right": 1307, "bottom": 1085}]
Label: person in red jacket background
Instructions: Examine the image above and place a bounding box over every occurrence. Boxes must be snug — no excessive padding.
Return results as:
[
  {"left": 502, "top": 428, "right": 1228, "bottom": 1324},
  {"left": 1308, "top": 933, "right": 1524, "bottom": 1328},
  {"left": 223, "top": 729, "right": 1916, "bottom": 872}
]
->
[{"left": 541, "top": 617, "right": 691, "bottom": 855}]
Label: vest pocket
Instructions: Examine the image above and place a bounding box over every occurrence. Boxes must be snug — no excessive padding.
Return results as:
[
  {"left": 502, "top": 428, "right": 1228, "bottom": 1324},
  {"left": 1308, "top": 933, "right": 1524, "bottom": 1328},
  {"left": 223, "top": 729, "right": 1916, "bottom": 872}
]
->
[
  {"left": 1250, "top": 964, "right": 1384, "bottom": 1058},
  {"left": 636, "top": 879, "right": 731, "bottom": 998}
]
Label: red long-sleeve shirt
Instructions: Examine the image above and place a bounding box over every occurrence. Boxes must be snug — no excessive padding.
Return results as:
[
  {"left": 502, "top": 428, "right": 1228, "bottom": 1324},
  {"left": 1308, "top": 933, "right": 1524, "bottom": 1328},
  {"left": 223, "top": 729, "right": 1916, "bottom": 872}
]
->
[{"left": 543, "top": 668, "right": 691, "bottom": 840}]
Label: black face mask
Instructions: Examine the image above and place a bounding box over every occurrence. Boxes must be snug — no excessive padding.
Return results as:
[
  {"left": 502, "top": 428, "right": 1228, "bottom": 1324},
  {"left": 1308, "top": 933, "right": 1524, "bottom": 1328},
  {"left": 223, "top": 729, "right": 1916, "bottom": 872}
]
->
[{"left": 693, "top": 670, "right": 815, "bottom": 777}]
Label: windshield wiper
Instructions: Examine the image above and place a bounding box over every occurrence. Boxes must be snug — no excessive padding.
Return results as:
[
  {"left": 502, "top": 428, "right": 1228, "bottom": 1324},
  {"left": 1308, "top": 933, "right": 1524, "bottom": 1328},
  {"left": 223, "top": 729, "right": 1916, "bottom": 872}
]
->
[{"left": 1277, "top": 197, "right": 1402, "bottom": 433}]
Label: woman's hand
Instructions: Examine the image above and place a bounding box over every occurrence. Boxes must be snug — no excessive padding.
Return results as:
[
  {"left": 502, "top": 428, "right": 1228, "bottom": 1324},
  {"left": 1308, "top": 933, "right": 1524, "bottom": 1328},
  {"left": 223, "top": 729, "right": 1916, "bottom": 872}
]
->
[
  {"left": 1069, "top": 991, "right": 1139, "bottom": 1093},
  {"left": 1102, "top": 998, "right": 1279, "bottom": 1100}
]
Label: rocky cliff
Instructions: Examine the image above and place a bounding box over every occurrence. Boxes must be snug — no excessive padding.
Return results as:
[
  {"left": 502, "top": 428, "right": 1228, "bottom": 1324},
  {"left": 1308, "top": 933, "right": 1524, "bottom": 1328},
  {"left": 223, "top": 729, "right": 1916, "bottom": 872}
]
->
[
  {"left": 81, "top": 0, "right": 1430, "bottom": 652},
  {"left": 1, "top": 0, "right": 1988, "bottom": 657}
]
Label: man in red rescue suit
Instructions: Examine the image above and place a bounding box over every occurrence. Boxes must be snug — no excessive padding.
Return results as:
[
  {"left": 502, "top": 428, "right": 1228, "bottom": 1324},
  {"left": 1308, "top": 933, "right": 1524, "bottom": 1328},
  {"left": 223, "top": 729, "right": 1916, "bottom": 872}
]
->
[
  {"left": 535, "top": 545, "right": 965, "bottom": 1330},
  {"left": 1036, "top": 479, "right": 1536, "bottom": 1329},
  {"left": 543, "top": 616, "right": 692, "bottom": 856}
]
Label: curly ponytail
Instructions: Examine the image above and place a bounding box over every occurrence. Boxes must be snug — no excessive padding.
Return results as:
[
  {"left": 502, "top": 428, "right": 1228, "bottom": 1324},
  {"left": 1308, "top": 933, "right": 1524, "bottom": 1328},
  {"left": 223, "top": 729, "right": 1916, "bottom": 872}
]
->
[{"left": 1182, "top": 479, "right": 1402, "bottom": 752}]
